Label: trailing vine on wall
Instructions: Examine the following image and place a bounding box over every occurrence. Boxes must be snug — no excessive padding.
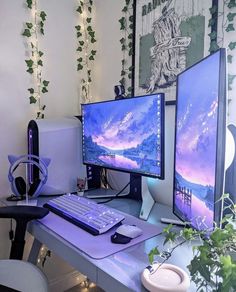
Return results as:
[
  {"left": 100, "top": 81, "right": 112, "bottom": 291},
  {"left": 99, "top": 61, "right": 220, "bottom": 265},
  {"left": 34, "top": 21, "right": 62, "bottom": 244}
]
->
[
  {"left": 209, "top": 0, "right": 236, "bottom": 100},
  {"left": 118, "top": 0, "right": 134, "bottom": 96},
  {"left": 22, "top": 0, "right": 49, "bottom": 119},
  {"left": 75, "top": 0, "right": 97, "bottom": 104}
]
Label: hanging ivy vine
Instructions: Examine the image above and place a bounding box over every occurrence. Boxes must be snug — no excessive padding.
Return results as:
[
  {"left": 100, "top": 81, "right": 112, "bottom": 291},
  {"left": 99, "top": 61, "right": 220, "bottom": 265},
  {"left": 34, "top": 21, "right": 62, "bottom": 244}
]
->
[
  {"left": 118, "top": 0, "right": 134, "bottom": 96},
  {"left": 22, "top": 0, "right": 49, "bottom": 119},
  {"left": 75, "top": 0, "right": 97, "bottom": 103},
  {"left": 209, "top": 0, "right": 236, "bottom": 98}
]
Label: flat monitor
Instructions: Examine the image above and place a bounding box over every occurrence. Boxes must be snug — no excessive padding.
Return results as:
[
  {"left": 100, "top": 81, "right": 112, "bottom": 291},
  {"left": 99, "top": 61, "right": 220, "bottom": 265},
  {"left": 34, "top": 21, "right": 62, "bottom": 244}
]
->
[
  {"left": 173, "top": 48, "right": 227, "bottom": 231},
  {"left": 82, "top": 93, "right": 165, "bottom": 219}
]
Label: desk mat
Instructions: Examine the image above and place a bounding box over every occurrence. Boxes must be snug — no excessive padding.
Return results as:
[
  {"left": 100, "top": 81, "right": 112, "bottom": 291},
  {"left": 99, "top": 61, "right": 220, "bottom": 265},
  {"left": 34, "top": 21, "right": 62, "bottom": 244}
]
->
[{"left": 39, "top": 211, "right": 161, "bottom": 259}]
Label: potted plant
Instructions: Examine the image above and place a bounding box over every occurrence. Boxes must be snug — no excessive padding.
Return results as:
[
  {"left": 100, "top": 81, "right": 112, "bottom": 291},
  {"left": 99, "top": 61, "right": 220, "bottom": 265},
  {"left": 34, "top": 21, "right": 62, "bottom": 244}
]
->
[{"left": 147, "top": 194, "right": 236, "bottom": 292}]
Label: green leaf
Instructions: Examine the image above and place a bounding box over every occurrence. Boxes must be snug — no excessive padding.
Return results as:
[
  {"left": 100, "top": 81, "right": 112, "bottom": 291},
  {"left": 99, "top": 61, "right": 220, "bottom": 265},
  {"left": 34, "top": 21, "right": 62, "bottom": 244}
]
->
[
  {"left": 38, "top": 51, "right": 44, "bottom": 57},
  {"left": 208, "top": 31, "right": 217, "bottom": 40},
  {"left": 121, "top": 70, "right": 126, "bottom": 76},
  {"left": 77, "top": 32, "right": 83, "bottom": 38},
  {"left": 77, "top": 57, "right": 83, "bottom": 62},
  {"left": 228, "top": 54, "right": 233, "bottom": 63},
  {"left": 148, "top": 246, "right": 160, "bottom": 264},
  {"left": 208, "top": 18, "right": 216, "bottom": 27},
  {"left": 119, "top": 17, "right": 126, "bottom": 30},
  {"left": 88, "top": 31, "right": 95, "bottom": 38},
  {"left": 228, "top": 42, "right": 236, "bottom": 50},
  {"left": 91, "top": 38, "right": 96, "bottom": 43},
  {"left": 226, "top": 23, "right": 235, "bottom": 32},
  {"left": 38, "top": 59, "right": 43, "bottom": 66},
  {"left": 22, "top": 29, "right": 31, "bottom": 37},
  {"left": 89, "top": 0, "right": 93, "bottom": 5},
  {"left": 87, "top": 26, "right": 92, "bottom": 32},
  {"left": 40, "top": 28, "right": 44, "bottom": 35},
  {"left": 25, "top": 59, "right": 34, "bottom": 67},
  {"left": 121, "top": 44, "right": 126, "bottom": 51},
  {"left": 42, "top": 87, "right": 48, "bottom": 93},
  {"left": 75, "top": 25, "right": 81, "bottom": 31},
  {"left": 228, "top": 0, "right": 236, "bottom": 9},
  {"left": 120, "top": 38, "right": 125, "bottom": 44},
  {"left": 88, "top": 6, "right": 92, "bottom": 13},
  {"left": 79, "top": 41, "right": 84, "bottom": 46},
  {"left": 28, "top": 88, "right": 34, "bottom": 94},
  {"left": 29, "top": 95, "right": 37, "bottom": 104},
  {"left": 122, "top": 6, "right": 128, "bottom": 12},
  {"left": 128, "top": 33, "right": 133, "bottom": 39},
  {"left": 27, "top": 68, "right": 34, "bottom": 74},
  {"left": 89, "top": 55, "right": 94, "bottom": 61},
  {"left": 40, "top": 11, "right": 47, "bottom": 21},
  {"left": 209, "top": 41, "right": 220, "bottom": 53},
  {"left": 26, "top": 22, "right": 33, "bottom": 29},
  {"left": 227, "top": 12, "right": 236, "bottom": 22},
  {"left": 77, "top": 46, "right": 82, "bottom": 52},
  {"left": 91, "top": 50, "right": 96, "bottom": 55},
  {"left": 43, "top": 80, "right": 49, "bottom": 87},
  {"left": 26, "top": 0, "right": 32, "bottom": 9},
  {"left": 228, "top": 74, "right": 236, "bottom": 90},
  {"left": 129, "top": 16, "right": 133, "bottom": 22},
  {"left": 125, "top": 0, "right": 131, "bottom": 5},
  {"left": 77, "top": 63, "right": 83, "bottom": 71},
  {"left": 77, "top": 6, "right": 83, "bottom": 14},
  {"left": 209, "top": 5, "right": 218, "bottom": 15},
  {"left": 86, "top": 18, "right": 92, "bottom": 23}
]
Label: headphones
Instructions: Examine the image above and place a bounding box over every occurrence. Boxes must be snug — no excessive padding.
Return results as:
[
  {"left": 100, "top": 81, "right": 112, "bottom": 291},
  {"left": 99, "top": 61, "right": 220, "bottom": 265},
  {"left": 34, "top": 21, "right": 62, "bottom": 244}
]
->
[{"left": 8, "top": 154, "right": 50, "bottom": 198}]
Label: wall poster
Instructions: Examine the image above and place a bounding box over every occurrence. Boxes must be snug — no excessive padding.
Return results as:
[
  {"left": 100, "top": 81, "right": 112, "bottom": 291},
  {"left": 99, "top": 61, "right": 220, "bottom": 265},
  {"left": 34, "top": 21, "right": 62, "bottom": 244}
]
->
[{"left": 134, "top": 0, "right": 216, "bottom": 100}]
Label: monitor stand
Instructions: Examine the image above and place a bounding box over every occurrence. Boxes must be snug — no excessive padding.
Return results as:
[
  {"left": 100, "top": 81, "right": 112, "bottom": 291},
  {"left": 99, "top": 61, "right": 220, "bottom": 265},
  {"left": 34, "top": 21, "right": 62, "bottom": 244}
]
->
[{"left": 128, "top": 174, "right": 155, "bottom": 220}]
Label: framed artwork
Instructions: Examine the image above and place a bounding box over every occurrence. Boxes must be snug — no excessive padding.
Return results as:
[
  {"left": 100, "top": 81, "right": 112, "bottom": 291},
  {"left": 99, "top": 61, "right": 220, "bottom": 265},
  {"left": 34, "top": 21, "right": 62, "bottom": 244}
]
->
[{"left": 134, "top": 0, "right": 218, "bottom": 100}]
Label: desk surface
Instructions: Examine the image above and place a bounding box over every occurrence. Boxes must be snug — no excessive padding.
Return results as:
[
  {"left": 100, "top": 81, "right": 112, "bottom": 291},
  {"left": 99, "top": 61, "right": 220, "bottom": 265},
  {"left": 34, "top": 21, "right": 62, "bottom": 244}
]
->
[{"left": 1, "top": 196, "right": 196, "bottom": 291}]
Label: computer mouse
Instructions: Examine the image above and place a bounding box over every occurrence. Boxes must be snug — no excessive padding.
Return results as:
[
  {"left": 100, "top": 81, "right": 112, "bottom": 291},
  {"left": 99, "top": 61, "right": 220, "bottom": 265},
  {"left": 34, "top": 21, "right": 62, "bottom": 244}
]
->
[{"left": 111, "top": 224, "right": 143, "bottom": 244}]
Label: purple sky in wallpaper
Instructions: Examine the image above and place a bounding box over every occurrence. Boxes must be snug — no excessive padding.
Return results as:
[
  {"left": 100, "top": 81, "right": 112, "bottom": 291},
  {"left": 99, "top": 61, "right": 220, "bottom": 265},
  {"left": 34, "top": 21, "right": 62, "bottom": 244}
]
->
[
  {"left": 175, "top": 51, "right": 220, "bottom": 187},
  {"left": 82, "top": 95, "right": 159, "bottom": 151}
]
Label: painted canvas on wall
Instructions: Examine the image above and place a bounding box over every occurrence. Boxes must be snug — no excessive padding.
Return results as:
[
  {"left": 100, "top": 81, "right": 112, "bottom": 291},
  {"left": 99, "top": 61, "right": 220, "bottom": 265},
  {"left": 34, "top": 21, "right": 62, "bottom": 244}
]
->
[{"left": 134, "top": 0, "right": 214, "bottom": 100}]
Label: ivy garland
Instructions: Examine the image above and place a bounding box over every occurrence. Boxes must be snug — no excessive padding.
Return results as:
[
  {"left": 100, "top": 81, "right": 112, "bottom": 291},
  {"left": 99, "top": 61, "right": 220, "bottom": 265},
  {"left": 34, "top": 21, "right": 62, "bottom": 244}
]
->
[
  {"left": 22, "top": 0, "right": 49, "bottom": 119},
  {"left": 75, "top": 0, "right": 97, "bottom": 103},
  {"left": 118, "top": 0, "right": 134, "bottom": 96},
  {"left": 209, "top": 0, "right": 236, "bottom": 96}
]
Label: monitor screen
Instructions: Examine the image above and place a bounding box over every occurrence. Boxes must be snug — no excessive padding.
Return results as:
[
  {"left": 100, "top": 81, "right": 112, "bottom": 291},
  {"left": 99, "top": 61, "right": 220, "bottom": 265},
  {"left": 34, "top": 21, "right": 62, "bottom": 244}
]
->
[
  {"left": 173, "top": 49, "right": 227, "bottom": 231},
  {"left": 81, "top": 93, "right": 165, "bottom": 179}
]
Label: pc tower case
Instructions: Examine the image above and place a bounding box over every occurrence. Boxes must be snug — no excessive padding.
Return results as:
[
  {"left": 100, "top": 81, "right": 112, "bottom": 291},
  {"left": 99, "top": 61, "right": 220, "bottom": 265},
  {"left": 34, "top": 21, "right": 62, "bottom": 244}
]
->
[{"left": 28, "top": 117, "right": 87, "bottom": 195}]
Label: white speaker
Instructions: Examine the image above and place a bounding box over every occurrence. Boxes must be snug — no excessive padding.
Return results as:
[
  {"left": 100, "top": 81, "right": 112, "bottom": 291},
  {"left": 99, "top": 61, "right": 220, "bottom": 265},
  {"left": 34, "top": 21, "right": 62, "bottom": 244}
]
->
[{"left": 28, "top": 117, "right": 86, "bottom": 195}]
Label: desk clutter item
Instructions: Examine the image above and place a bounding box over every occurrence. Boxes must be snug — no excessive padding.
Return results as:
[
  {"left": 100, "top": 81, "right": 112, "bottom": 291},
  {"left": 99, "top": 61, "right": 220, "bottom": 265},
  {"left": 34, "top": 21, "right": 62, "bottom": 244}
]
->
[
  {"left": 39, "top": 206, "right": 161, "bottom": 259},
  {"left": 141, "top": 263, "right": 190, "bottom": 292},
  {"left": 43, "top": 194, "right": 125, "bottom": 235}
]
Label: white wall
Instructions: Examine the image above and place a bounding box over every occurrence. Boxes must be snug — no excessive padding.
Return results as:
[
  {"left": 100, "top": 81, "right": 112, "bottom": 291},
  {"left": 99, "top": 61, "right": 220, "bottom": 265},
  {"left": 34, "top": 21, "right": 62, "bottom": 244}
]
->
[{"left": 0, "top": 0, "right": 79, "bottom": 195}]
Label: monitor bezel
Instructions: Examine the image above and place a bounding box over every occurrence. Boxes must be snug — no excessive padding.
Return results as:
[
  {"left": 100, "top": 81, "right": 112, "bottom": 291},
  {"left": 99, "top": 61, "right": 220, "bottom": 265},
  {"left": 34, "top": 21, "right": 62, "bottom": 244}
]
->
[
  {"left": 172, "top": 48, "right": 227, "bottom": 230},
  {"left": 81, "top": 93, "right": 165, "bottom": 180}
]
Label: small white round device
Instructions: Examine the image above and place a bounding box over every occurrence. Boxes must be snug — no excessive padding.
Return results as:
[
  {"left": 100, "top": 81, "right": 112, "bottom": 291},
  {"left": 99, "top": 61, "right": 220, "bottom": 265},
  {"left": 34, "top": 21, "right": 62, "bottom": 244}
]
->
[{"left": 141, "top": 262, "right": 190, "bottom": 292}]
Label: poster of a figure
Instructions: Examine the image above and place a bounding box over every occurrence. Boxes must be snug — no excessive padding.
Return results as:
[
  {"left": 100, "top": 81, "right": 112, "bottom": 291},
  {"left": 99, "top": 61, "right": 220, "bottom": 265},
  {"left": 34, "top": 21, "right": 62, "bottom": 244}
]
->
[{"left": 134, "top": 0, "right": 215, "bottom": 100}]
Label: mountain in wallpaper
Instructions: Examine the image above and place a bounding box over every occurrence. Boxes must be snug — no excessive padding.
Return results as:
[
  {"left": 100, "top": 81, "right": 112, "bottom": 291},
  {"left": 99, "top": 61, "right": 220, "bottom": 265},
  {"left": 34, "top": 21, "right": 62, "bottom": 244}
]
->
[{"left": 84, "top": 132, "right": 158, "bottom": 173}]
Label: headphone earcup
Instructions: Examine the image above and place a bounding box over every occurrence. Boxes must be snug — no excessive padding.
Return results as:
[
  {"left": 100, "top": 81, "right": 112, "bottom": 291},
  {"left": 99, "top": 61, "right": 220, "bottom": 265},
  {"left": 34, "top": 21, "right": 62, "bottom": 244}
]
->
[
  {"left": 14, "top": 177, "right": 26, "bottom": 196},
  {"left": 28, "top": 178, "right": 41, "bottom": 197}
]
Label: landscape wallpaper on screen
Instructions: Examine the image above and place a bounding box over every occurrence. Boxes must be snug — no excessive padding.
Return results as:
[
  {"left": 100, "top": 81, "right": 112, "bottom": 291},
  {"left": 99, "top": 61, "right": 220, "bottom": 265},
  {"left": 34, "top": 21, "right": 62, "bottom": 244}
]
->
[
  {"left": 174, "top": 52, "right": 220, "bottom": 230},
  {"left": 82, "top": 95, "right": 163, "bottom": 177}
]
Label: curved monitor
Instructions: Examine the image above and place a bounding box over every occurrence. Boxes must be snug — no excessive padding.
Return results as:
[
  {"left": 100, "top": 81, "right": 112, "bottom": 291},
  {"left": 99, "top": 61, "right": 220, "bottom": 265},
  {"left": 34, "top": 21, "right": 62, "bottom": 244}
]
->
[
  {"left": 81, "top": 93, "right": 165, "bottom": 179},
  {"left": 173, "top": 48, "right": 227, "bottom": 231}
]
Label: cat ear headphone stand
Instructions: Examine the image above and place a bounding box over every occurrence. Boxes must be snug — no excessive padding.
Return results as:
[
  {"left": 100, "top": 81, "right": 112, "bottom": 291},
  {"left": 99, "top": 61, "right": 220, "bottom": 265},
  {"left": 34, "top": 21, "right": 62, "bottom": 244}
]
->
[{"left": 8, "top": 154, "right": 48, "bottom": 201}]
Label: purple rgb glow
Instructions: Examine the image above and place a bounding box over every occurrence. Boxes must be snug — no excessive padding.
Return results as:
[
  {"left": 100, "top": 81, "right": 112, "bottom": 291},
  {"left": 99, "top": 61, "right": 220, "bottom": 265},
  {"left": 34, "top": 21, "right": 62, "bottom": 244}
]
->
[
  {"left": 174, "top": 50, "right": 223, "bottom": 230},
  {"left": 82, "top": 94, "right": 164, "bottom": 178}
]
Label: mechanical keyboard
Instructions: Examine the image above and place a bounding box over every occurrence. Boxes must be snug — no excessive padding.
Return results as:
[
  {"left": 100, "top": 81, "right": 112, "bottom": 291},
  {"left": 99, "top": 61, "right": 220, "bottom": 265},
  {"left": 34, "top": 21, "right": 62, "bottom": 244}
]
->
[{"left": 43, "top": 194, "right": 125, "bottom": 235}]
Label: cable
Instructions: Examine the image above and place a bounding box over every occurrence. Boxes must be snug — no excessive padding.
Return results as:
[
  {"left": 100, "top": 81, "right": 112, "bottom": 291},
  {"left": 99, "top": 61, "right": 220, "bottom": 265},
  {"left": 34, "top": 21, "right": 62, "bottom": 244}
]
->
[{"left": 97, "top": 179, "right": 131, "bottom": 204}]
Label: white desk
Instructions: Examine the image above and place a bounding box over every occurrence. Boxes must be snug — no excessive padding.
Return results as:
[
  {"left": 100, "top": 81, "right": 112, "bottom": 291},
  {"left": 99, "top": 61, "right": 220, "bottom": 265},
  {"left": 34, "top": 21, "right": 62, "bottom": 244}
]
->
[{"left": 25, "top": 197, "right": 196, "bottom": 292}]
